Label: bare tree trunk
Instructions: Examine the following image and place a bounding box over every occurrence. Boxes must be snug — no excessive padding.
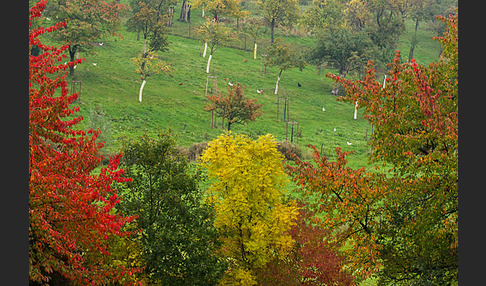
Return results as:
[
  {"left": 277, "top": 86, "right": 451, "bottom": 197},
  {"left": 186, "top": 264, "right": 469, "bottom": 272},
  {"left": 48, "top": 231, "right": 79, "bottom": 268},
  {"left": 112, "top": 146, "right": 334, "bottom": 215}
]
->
[
  {"left": 179, "top": 0, "right": 191, "bottom": 22},
  {"left": 270, "top": 20, "right": 275, "bottom": 44},
  {"left": 408, "top": 17, "right": 420, "bottom": 62},
  {"left": 69, "top": 46, "right": 77, "bottom": 77}
]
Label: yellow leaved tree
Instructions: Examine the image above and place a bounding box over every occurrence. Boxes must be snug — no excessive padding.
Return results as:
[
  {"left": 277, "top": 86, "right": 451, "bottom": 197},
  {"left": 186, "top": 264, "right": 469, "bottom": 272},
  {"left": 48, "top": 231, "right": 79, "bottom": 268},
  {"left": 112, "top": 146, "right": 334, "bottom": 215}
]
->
[{"left": 200, "top": 132, "right": 298, "bottom": 286}]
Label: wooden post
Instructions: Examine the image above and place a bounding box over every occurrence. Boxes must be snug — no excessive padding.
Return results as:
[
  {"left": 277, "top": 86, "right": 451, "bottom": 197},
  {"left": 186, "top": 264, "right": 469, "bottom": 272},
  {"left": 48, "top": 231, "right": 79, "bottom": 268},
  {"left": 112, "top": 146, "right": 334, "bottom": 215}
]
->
[{"left": 285, "top": 121, "right": 299, "bottom": 144}]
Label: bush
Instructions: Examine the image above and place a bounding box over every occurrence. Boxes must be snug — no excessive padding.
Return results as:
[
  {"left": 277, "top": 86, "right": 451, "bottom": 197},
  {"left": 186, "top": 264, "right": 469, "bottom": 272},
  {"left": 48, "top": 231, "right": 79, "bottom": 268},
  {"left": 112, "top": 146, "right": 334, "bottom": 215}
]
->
[
  {"left": 176, "top": 141, "right": 209, "bottom": 162},
  {"left": 277, "top": 141, "right": 303, "bottom": 161}
]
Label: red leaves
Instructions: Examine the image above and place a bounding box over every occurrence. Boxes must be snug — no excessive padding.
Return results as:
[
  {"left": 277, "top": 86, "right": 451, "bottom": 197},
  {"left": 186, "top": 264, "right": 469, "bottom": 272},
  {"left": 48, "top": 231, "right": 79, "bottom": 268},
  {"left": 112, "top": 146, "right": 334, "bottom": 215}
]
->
[{"left": 29, "top": 2, "right": 140, "bottom": 285}]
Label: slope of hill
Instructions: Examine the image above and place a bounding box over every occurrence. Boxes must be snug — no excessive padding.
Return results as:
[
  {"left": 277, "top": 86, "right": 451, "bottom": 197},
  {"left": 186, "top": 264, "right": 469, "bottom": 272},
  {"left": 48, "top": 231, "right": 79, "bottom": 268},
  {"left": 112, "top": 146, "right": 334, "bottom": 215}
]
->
[{"left": 58, "top": 4, "right": 440, "bottom": 170}]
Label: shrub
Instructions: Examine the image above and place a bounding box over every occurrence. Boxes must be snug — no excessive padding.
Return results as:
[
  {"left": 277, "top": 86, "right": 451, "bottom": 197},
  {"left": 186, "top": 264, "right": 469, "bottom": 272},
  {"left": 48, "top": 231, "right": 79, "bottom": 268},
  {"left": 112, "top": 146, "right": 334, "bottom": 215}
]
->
[{"left": 277, "top": 141, "right": 303, "bottom": 161}]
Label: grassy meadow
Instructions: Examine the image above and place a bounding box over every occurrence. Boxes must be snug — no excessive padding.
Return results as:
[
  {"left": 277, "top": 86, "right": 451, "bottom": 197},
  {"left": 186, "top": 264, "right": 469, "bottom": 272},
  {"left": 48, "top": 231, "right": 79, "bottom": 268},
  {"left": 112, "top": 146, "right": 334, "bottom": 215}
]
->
[{"left": 47, "top": 6, "right": 440, "bottom": 171}]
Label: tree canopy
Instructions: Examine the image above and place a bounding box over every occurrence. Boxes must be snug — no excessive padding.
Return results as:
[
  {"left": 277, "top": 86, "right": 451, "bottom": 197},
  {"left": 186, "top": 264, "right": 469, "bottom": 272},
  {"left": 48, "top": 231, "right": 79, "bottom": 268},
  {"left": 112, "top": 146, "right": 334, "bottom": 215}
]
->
[{"left": 29, "top": 2, "right": 140, "bottom": 284}]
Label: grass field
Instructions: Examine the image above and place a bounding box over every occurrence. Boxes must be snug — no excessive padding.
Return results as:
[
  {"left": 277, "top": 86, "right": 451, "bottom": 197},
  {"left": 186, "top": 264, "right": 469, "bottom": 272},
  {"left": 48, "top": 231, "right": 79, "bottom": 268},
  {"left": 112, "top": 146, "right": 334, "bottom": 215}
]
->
[
  {"left": 40, "top": 5, "right": 441, "bottom": 169},
  {"left": 50, "top": 8, "right": 439, "bottom": 170}
]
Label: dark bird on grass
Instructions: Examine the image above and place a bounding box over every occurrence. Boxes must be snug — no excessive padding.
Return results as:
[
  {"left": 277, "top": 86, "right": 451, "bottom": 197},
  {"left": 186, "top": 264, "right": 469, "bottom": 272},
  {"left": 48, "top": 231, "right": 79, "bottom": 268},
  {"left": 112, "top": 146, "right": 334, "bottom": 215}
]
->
[
  {"left": 298, "top": 82, "right": 302, "bottom": 87},
  {"left": 179, "top": 82, "right": 184, "bottom": 85},
  {"left": 169, "top": 74, "right": 174, "bottom": 78}
]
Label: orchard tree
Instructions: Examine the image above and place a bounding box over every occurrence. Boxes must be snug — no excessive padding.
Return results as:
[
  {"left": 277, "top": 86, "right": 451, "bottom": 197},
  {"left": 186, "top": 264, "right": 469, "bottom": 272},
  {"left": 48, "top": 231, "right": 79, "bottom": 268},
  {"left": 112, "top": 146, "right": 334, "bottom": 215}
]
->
[
  {"left": 310, "top": 26, "right": 373, "bottom": 78},
  {"left": 29, "top": 2, "right": 141, "bottom": 284},
  {"left": 205, "top": 83, "right": 262, "bottom": 131},
  {"left": 258, "top": 0, "right": 299, "bottom": 44},
  {"left": 126, "top": 0, "right": 174, "bottom": 52},
  {"left": 265, "top": 38, "right": 306, "bottom": 95},
  {"left": 132, "top": 49, "right": 171, "bottom": 102},
  {"left": 192, "top": 0, "right": 248, "bottom": 21},
  {"left": 44, "top": 0, "right": 127, "bottom": 76},
  {"left": 116, "top": 132, "right": 228, "bottom": 285},
  {"left": 298, "top": 0, "right": 344, "bottom": 34},
  {"left": 200, "top": 133, "right": 299, "bottom": 286},
  {"left": 196, "top": 18, "right": 235, "bottom": 73}
]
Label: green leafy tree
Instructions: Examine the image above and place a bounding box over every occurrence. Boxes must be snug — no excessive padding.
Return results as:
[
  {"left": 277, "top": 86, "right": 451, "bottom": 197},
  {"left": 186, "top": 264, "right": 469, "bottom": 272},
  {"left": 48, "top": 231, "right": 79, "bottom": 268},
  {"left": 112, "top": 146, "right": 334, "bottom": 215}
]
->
[
  {"left": 44, "top": 0, "right": 127, "bottom": 76},
  {"left": 205, "top": 83, "right": 263, "bottom": 131},
  {"left": 310, "top": 26, "right": 373, "bottom": 78},
  {"left": 265, "top": 38, "right": 306, "bottom": 95},
  {"left": 258, "top": 0, "right": 299, "bottom": 44},
  {"left": 132, "top": 49, "right": 171, "bottom": 102},
  {"left": 126, "top": 0, "right": 173, "bottom": 52},
  {"left": 196, "top": 18, "right": 235, "bottom": 73},
  {"left": 200, "top": 132, "right": 299, "bottom": 286},
  {"left": 117, "top": 132, "right": 227, "bottom": 285},
  {"left": 298, "top": 0, "right": 344, "bottom": 34}
]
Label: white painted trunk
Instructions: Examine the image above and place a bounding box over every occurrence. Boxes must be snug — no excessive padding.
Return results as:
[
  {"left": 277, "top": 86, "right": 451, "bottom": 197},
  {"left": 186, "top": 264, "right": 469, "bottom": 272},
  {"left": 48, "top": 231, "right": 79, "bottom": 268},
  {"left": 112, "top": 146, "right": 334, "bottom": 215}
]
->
[
  {"left": 253, "top": 43, "right": 257, "bottom": 60},
  {"left": 206, "top": 54, "right": 212, "bottom": 73},
  {"left": 203, "top": 42, "right": 208, "bottom": 57},
  {"left": 353, "top": 101, "right": 358, "bottom": 119},
  {"left": 139, "top": 80, "right": 147, "bottom": 102},
  {"left": 382, "top": 74, "right": 387, "bottom": 89},
  {"left": 274, "top": 76, "right": 280, "bottom": 95},
  {"left": 202, "top": 4, "right": 205, "bottom": 17}
]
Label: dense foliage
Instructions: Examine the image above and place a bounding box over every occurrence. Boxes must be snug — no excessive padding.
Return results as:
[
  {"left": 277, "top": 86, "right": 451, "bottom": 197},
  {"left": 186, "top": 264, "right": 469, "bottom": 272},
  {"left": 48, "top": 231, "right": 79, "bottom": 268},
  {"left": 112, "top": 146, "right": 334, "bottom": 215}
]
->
[
  {"left": 117, "top": 132, "right": 227, "bottom": 285},
  {"left": 29, "top": 1, "right": 141, "bottom": 284},
  {"left": 288, "top": 8, "right": 458, "bottom": 285},
  {"left": 200, "top": 133, "right": 299, "bottom": 285}
]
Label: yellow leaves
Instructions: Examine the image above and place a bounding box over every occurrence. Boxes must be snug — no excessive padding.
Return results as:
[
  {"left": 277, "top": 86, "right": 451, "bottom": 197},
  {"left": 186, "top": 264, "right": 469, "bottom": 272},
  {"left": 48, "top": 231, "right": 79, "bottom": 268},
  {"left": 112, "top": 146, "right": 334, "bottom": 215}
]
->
[
  {"left": 201, "top": 132, "right": 298, "bottom": 282},
  {"left": 131, "top": 49, "right": 171, "bottom": 79}
]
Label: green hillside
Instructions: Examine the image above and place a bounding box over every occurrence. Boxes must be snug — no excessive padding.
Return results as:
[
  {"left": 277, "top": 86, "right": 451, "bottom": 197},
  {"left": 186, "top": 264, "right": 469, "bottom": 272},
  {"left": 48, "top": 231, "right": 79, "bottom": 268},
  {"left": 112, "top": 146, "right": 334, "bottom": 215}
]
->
[{"left": 49, "top": 3, "right": 441, "bottom": 170}]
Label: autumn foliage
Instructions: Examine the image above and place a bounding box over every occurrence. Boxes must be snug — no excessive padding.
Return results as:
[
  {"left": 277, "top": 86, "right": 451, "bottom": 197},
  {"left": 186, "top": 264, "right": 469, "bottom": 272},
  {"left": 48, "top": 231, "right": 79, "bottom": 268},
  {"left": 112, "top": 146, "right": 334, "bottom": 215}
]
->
[
  {"left": 200, "top": 132, "right": 298, "bottom": 285},
  {"left": 286, "top": 8, "right": 458, "bottom": 285},
  {"left": 29, "top": 1, "right": 141, "bottom": 284},
  {"left": 205, "top": 83, "right": 262, "bottom": 131},
  {"left": 255, "top": 204, "right": 355, "bottom": 286}
]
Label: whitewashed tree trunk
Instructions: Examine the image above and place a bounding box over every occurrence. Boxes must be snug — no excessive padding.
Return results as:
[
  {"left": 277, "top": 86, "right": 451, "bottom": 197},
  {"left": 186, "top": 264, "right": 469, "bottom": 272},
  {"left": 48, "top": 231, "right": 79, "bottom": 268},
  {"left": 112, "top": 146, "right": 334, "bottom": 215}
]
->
[
  {"left": 206, "top": 53, "right": 212, "bottom": 73},
  {"left": 203, "top": 42, "right": 208, "bottom": 57},
  {"left": 253, "top": 43, "right": 257, "bottom": 60},
  {"left": 353, "top": 101, "right": 358, "bottom": 119},
  {"left": 382, "top": 74, "right": 387, "bottom": 89},
  {"left": 139, "top": 80, "right": 147, "bottom": 102},
  {"left": 202, "top": 4, "right": 205, "bottom": 17},
  {"left": 274, "top": 76, "right": 280, "bottom": 95}
]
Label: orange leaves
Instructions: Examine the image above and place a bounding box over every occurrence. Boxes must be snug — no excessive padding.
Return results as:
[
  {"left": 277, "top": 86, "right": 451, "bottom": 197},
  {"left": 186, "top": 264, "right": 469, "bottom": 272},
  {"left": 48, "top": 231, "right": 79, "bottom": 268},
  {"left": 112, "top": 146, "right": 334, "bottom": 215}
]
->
[{"left": 286, "top": 146, "right": 387, "bottom": 281}]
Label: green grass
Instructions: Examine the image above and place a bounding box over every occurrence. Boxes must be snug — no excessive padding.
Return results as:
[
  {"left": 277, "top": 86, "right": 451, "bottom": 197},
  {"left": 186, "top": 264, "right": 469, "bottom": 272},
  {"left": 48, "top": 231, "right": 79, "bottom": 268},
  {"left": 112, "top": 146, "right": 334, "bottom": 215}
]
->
[{"left": 55, "top": 6, "right": 440, "bottom": 172}]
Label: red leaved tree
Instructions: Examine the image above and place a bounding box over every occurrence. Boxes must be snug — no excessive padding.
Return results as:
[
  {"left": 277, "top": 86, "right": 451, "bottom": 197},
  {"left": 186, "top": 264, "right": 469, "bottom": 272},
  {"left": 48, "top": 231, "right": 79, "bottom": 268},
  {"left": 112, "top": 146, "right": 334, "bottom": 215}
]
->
[
  {"left": 205, "top": 83, "right": 262, "bottom": 131},
  {"left": 29, "top": 1, "right": 142, "bottom": 284},
  {"left": 255, "top": 204, "right": 356, "bottom": 286},
  {"left": 287, "top": 9, "right": 458, "bottom": 285}
]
